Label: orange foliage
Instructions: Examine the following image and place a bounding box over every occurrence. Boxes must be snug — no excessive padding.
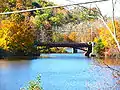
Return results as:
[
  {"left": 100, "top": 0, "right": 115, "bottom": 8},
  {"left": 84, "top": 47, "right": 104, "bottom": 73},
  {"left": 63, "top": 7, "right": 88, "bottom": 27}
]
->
[
  {"left": 68, "top": 32, "right": 77, "bottom": 42},
  {"left": 96, "top": 20, "right": 120, "bottom": 48},
  {"left": 63, "top": 32, "right": 78, "bottom": 42},
  {"left": 16, "top": 0, "right": 23, "bottom": 9},
  {"left": 63, "top": 34, "right": 68, "bottom": 41},
  {"left": 53, "top": 8, "right": 68, "bottom": 15}
]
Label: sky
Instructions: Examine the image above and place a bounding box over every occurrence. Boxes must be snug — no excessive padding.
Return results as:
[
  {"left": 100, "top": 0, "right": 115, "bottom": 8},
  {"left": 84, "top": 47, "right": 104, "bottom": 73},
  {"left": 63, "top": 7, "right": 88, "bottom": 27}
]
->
[{"left": 48, "top": 0, "right": 120, "bottom": 17}]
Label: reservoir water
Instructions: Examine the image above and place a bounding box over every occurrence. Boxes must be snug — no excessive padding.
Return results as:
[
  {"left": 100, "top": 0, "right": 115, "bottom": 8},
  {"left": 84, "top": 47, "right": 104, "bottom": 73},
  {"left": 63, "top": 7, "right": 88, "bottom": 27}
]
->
[{"left": 0, "top": 53, "right": 120, "bottom": 90}]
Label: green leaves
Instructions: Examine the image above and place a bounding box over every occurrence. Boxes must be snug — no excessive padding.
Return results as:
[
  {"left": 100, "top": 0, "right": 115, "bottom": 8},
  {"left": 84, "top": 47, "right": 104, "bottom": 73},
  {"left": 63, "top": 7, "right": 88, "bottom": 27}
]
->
[
  {"left": 21, "top": 74, "right": 43, "bottom": 90},
  {"left": 8, "top": 0, "right": 16, "bottom": 3},
  {"left": 39, "top": 13, "right": 50, "bottom": 21},
  {"left": 49, "top": 16, "right": 60, "bottom": 25},
  {"left": 70, "top": 7, "right": 99, "bottom": 22},
  {"left": 10, "top": 14, "right": 25, "bottom": 22},
  {"left": 52, "top": 32, "right": 64, "bottom": 42},
  {"left": 94, "top": 38, "right": 105, "bottom": 55}
]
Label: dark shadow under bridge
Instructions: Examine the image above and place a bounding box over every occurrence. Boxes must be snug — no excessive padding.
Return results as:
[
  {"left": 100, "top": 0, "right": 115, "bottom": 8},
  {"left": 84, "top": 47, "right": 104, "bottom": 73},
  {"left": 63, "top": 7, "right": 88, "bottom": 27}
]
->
[{"left": 37, "top": 42, "right": 92, "bottom": 57}]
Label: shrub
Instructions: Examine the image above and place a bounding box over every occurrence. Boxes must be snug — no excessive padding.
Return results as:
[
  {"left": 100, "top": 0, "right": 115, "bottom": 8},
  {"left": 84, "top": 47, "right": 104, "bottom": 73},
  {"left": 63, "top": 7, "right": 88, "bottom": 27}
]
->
[
  {"left": 94, "top": 38, "right": 105, "bottom": 56},
  {"left": 21, "top": 74, "right": 43, "bottom": 90}
]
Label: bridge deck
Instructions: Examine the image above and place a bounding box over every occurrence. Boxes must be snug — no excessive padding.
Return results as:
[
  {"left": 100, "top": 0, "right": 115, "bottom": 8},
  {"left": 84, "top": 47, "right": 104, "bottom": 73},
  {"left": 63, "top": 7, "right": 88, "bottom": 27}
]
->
[{"left": 37, "top": 42, "right": 90, "bottom": 48}]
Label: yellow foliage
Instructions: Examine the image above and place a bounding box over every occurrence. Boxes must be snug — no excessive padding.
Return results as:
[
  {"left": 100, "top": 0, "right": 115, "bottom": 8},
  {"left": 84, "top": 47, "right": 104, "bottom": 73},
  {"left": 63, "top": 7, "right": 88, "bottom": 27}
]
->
[
  {"left": 68, "top": 32, "right": 77, "bottom": 42},
  {"left": 97, "top": 20, "right": 120, "bottom": 48},
  {"left": 0, "top": 19, "right": 36, "bottom": 53}
]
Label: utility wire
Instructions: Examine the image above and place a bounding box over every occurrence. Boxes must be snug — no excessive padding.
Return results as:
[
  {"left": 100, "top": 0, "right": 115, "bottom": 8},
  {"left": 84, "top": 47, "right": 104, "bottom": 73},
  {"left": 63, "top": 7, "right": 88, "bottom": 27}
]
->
[{"left": 0, "top": 0, "right": 109, "bottom": 15}]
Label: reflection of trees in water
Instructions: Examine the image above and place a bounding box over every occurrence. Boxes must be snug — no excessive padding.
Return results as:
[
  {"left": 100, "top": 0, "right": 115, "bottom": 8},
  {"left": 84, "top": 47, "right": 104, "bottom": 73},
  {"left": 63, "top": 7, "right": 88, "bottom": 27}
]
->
[
  {"left": 87, "top": 58, "right": 120, "bottom": 90},
  {"left": 102, "top": 59, "right": 120, "bottom": 66},
  {"left": 0, "top": 59, "right": 31, "bottom": 69},
  {"left": 0, "top": 60, "right": 9, "bottom": 69}
]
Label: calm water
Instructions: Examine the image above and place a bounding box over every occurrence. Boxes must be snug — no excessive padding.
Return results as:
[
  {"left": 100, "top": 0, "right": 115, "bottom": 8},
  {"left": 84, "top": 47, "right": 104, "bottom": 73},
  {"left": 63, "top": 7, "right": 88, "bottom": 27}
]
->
[{"left": 0, "top": 53, "right": 120, "bottom": 90}]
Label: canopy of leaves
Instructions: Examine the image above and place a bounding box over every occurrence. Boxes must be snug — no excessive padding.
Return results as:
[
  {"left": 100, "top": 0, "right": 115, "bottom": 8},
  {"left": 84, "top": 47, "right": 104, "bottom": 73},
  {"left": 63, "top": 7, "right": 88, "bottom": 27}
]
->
[
  {"left": 96, "top": 20, "right": 120, "bottom": 48},
  {"left": 0, "top": 0, "right": 101, "bottom": 55},
  {"left": 33, "top": 0, "right": 68, "bottom": 28},
  {"left": 0, "top": 14, "right": 36, "bottom": 55},
  {"left": 69, "top": 7, "right": 99, "bottom": 23}
]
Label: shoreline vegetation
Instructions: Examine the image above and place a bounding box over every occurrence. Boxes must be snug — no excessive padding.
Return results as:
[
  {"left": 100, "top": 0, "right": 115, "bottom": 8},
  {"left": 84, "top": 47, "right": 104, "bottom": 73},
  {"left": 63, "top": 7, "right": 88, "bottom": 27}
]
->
[
  {"left": 0, "top": 1, "right": 120, "bottom": 90},
  {"left": 0, "top": 47, "right": 69, "bottom": 59},
  {"left": 0, "top": 0, "right": 120, "bottom": 59},
  {"left": 20, "top": 74, "right": 43, "bottom": 90}
]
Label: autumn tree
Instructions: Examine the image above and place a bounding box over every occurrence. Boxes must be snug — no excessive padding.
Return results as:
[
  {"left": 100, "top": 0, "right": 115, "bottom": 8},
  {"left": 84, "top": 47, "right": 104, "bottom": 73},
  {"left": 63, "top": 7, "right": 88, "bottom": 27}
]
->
[
  {"left": 94, "top": 20, "right": 120, "bottom": 58},
  {"left": 0, "top": 13, "right": 36, "bottom": 55},
  {"left": 32, "top": 0, "right": 68, "bottom": 42}
]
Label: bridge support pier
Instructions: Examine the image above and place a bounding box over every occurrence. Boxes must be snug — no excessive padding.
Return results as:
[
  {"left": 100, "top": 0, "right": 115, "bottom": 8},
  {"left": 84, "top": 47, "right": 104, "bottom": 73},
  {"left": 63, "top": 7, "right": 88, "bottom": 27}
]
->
[
  {"left": 73, "top": 48, "right": 77, "bottom": 53},
  {"left": 85, "top": 43, "right": 92, "bottom": 57}
]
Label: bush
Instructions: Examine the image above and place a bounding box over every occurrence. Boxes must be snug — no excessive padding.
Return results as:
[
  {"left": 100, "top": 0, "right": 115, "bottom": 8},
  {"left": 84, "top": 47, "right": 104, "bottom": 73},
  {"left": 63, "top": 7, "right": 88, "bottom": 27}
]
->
[
  {"left": 21, "top": 74, "right": 43, "bottom": 90},
  {"left": 94, "top": 38, "right": 105, "bottom": 56}
]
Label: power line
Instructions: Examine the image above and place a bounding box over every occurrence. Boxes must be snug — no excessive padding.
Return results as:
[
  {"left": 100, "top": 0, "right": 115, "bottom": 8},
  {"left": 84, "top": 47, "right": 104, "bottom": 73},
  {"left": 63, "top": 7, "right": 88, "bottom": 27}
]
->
[{"left": 0, "top": 0, "right": 109, "bottom": 15}]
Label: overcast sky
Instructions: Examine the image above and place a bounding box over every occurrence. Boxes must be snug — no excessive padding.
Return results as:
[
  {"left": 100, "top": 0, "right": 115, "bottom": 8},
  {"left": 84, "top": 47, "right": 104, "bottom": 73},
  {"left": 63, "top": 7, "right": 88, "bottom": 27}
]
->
[{"left": 48, "top": 0, "right": 120, "bottom": 17}]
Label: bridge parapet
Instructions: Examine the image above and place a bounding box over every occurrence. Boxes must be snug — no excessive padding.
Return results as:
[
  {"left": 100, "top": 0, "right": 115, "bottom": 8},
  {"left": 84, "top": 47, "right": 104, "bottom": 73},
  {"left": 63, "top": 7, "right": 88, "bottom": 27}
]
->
[
  {"left": 36, "top": 42, "right": 93, "bottom": 57},
  {"left": 37, "top": 42, "right": 89, "bottom": 48}
]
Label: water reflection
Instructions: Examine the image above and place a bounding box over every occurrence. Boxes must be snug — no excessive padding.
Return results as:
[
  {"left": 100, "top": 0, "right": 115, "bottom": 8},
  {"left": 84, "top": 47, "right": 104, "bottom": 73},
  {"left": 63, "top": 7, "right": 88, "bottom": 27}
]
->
[
  {"left": 0, "top": 59, "right": 31, "bottom": 69},
  {"left": 103, "top": 58, "right": 120, "bottom": 66},
  {"left": 0, "top": 54, "right": 120, "bottom": 90},
  {"left": 0, "top": 60, "right": 9, "bottom": 69},
  {"left": 90, "top": 58, "right": 120, "bottom": 90}
]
